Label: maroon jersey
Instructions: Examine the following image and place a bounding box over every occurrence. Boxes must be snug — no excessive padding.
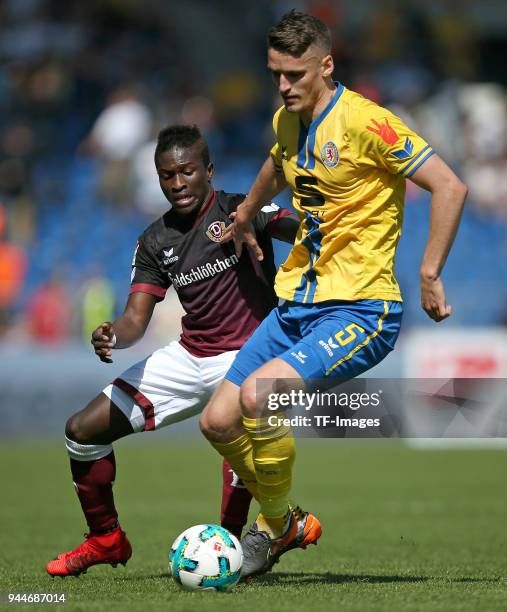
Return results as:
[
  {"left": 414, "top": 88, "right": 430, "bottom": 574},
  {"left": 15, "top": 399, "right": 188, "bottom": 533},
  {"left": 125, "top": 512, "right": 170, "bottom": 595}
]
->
[{"left": 131, "top": 189, "right": 291, "bottom": 357}]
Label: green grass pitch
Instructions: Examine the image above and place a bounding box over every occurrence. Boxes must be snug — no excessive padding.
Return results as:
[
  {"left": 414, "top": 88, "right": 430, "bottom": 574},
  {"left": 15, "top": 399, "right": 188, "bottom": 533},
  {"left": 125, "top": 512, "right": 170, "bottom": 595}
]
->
[{"left": 1, "top": 438, "right": 506, "bottom": 611}]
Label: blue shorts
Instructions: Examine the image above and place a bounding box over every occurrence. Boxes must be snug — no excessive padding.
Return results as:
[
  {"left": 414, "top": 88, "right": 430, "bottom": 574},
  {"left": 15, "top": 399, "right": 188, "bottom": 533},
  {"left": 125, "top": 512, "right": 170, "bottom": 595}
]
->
[{"left": 226, "top": 299, "right": 402, "bottom": 385}]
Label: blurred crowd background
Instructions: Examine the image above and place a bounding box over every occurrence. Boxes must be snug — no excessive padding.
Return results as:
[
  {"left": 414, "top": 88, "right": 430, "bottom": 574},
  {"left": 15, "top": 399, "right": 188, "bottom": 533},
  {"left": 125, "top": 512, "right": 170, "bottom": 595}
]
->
[{"left": 1, "top": 0, "right": 507, "bottom": 348}]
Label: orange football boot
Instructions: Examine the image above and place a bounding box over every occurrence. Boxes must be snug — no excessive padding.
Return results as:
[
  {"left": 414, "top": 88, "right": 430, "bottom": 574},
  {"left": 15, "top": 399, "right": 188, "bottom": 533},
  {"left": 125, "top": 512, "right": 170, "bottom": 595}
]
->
[
  {"left": 240, "top": 506, "right": 322, "bottom": 578},
  {"left": 271, "top": 505, "right": 322, "bottom": 563}
]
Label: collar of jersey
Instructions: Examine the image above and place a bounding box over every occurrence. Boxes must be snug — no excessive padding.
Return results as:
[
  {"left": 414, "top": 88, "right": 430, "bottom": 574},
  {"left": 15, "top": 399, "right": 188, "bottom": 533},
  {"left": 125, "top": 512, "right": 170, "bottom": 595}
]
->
[
  {"left": 297, "top": 81, "right": 344, "bottom": 170},
  {"left": 192, "top": 187, "right": 216, "bottom": 228},
  {"left": 308, "top": 81, "right": 344, "bottom": 128}
]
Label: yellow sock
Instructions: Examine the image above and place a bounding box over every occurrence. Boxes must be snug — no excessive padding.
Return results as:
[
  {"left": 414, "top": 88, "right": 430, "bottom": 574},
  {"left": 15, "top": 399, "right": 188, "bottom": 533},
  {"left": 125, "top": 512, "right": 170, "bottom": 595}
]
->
[
  {"left": 256, "top": 511, "right": 290, "bottom": 538},
  {"left": 210, "top": 433, "right": 259, "bottom": 500},
  {"left": 243, "top": 416, "right": 295, "bottom": 528}
]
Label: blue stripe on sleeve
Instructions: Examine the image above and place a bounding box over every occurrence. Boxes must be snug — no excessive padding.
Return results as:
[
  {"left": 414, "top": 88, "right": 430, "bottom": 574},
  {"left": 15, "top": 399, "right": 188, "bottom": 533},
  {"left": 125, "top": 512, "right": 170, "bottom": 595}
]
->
[
  {"left": 399, "top": 145, "right": 430, "bottom": 175},
  {"left": 406, "top": 150, "right": 435, "bottom": 177}
]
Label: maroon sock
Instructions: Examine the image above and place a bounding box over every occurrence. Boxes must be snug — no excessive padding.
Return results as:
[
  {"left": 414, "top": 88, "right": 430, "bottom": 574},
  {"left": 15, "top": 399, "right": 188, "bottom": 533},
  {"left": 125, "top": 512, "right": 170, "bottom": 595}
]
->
[
  {"left": 70, "top": 451, "right": 119, "bottom": 533},
  {"left": 220, "top": 459, "right": 253, "bottom": 539}
]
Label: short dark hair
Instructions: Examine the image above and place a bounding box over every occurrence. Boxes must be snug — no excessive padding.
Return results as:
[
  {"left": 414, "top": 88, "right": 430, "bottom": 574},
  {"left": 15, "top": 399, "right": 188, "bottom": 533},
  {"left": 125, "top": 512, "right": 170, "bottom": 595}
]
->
[
  {"left": 268, "top": 10, "right": 331, "bottom": 57},
  {"left": 155, "top": 124, "right": 210, "bottom": 166}
]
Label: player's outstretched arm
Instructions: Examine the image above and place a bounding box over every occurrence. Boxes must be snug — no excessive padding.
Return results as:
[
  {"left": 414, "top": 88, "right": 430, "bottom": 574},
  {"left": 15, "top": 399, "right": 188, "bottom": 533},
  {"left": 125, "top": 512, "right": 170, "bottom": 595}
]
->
[
  {"left": 222, "top": 156, "right": 287, "bottom": 260},
  {"left": 91, "top": 292, "right": 158, "bottom": 363},
  {"left": 409, "top": 154, "right": 468, "bottom": 322}
]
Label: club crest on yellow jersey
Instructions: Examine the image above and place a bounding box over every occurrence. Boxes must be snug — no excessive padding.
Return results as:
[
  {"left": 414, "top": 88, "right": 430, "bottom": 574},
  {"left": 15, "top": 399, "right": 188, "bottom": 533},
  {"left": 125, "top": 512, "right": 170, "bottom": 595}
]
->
[{"left": 320, "top": 141, "right": 339, "bottom": 167}]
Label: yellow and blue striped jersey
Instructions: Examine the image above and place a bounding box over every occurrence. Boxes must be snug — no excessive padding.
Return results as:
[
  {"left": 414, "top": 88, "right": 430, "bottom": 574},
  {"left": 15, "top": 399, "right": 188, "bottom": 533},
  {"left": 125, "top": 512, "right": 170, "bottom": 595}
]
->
[{"left": 271, "top": 83, "right": 434, "bottom": 303}]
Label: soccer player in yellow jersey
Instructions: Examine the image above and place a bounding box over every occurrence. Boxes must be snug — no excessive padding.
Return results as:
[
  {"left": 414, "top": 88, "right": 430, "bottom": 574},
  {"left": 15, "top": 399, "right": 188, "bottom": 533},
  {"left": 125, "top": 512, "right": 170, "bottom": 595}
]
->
[{"left": 200, "top": 10, "right": 467, "bottom": 577}]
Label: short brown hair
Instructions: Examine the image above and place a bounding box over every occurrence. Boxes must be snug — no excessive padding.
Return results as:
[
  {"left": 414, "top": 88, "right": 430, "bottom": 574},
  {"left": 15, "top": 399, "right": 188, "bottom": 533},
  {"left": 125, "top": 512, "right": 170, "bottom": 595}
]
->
[{"left": 267, "top": 10, "right": 331, "bottom": 58}]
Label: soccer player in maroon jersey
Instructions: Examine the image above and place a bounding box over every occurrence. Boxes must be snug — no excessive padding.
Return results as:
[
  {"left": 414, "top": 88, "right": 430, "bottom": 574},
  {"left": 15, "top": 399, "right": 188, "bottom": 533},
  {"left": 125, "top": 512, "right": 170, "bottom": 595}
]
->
[{"left": 46, "top": 125, "right": 298, "bottom": 577}]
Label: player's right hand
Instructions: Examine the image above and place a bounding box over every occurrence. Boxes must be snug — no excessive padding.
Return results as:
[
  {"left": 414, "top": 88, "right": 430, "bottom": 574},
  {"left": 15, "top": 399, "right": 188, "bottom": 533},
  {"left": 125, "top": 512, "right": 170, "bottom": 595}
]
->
[
  {"left": 91, "top": 321, "right": 116, "bottom": 363},
  {"left": 221, "top": 203, "right": 264, "bottom": 261}
]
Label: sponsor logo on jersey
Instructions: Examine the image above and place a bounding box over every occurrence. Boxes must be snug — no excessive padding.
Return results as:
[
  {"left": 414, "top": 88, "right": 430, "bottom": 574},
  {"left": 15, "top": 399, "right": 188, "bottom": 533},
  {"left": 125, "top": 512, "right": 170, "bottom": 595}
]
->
[
  {"left": 321, "top": 141, "right": 340, "bottom": 167},
  {"left": 366, "top": 118, "right": 399, "bottom": 145},
  {"left": 162, "top": 247, "right": 179, "bottom": 264},
  {"left": 392, "top": 136, "right": 414, "bottom": 160},
  {"left": 169, "top": 254, "right": 239, "bottom": 289},
  {"left": 206, "top": 220, "right": 227, "bottom": 242}
]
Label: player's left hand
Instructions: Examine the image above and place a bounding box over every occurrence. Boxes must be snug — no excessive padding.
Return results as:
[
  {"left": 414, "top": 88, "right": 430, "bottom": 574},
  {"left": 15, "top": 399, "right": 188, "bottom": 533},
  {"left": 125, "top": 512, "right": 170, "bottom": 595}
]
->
[
  {"left": 91, "top": 321, "right": 116, "bottom": 363},
  {"left": 420, "top": 275, "right": 452, "bottom": 322},
  {"left": 221, "top": 205, "right": 264, "bottom": 261}
]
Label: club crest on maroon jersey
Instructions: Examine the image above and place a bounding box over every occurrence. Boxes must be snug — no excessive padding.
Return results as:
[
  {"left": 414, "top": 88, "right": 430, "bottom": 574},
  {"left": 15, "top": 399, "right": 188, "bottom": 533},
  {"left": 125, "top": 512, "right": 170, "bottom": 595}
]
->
[{"left": 206, "top": 220, "right": 227, "bottom": 242}]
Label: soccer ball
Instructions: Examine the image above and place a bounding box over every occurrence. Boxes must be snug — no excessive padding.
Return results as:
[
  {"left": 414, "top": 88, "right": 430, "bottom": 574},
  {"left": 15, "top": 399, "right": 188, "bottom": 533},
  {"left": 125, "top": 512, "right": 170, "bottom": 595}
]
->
[{"left": 169, "top": 524, "right": 243, "bottom": 592}]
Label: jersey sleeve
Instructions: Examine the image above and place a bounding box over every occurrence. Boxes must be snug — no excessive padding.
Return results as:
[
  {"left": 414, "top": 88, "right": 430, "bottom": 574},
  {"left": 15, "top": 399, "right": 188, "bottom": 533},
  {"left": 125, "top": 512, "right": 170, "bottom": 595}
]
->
[
  {"left": 252, "top": 203, "right": 292, "bottom": 237},
  {"left": 352, "top": 102, "right": 434, "bottom": 177},
  {"left": 130, "top": 235, "right": 169, "bottom": 300},
  {"left": 270, "top": 107, "right": 284, "bottom": 173}
]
